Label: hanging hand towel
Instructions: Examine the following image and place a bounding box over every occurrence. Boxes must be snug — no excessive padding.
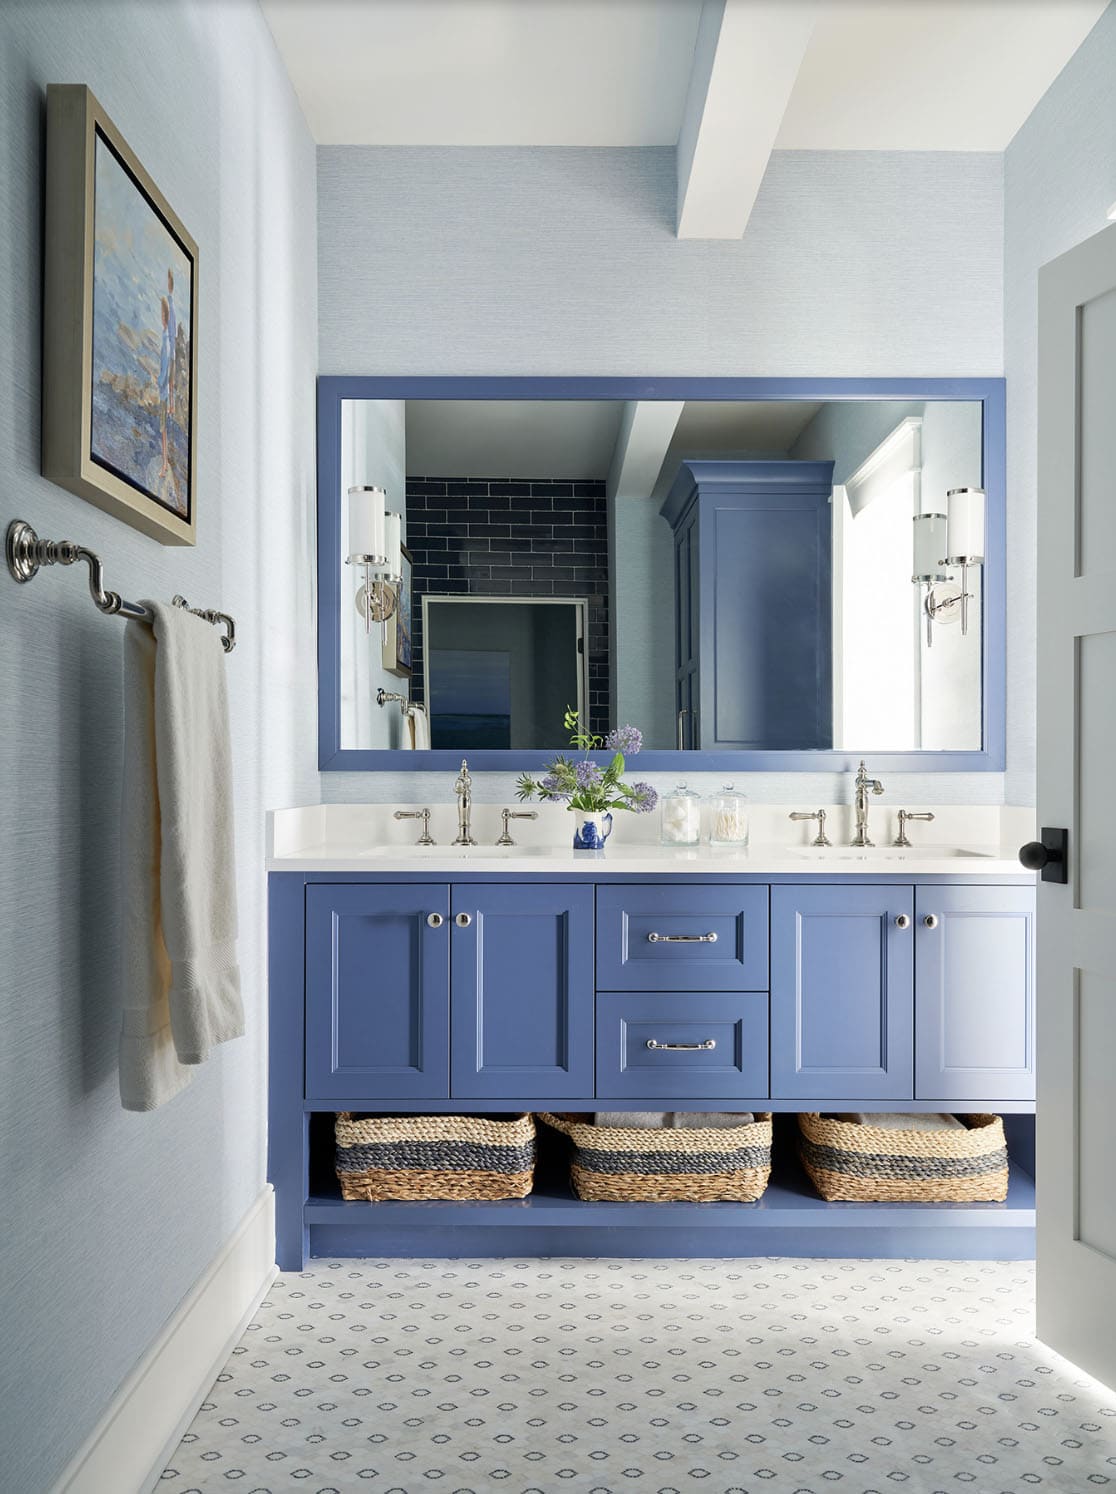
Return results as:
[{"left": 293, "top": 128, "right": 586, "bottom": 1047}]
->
[
  {"left": 407, "top": 703, "right": 431, "bottom": 751},
  {"left": 119, "top": 603, "right": 242, "bottom": 1110}
]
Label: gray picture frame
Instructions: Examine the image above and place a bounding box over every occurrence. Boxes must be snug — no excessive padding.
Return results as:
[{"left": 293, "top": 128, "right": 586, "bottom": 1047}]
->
[{"left": 42, "top": 84, "right": 199, "bottom": 546}]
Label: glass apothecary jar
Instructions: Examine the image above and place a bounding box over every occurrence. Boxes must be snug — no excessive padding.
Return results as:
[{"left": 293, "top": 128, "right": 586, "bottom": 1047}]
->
[
  {"left": 661, "top": 782, "right": 702, "bottom": 846},
  {"left": 708, "top": 783, "right": 749, "bottom": 847}
]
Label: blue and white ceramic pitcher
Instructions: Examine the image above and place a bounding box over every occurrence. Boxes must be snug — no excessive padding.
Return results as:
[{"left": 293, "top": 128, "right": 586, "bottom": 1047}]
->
[{"left": 572, "top": 810, "right": 613, "bottom": 852}]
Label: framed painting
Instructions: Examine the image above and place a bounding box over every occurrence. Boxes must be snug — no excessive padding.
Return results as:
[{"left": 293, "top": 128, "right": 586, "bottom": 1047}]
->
[
  {"left": 382, "top": 545, "right": 413, "bottom": 678},
  {"left": 42, "top": 85, "right": 198, "bottom": 545}
]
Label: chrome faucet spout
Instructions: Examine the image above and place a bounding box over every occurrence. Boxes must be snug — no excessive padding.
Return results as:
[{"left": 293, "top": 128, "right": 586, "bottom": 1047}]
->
[
  {"left": 851, "top": 760, "right": 884, "bottom": 847},
  {"left": 453, "top": 758, "right": 477, "bottom": 846}
]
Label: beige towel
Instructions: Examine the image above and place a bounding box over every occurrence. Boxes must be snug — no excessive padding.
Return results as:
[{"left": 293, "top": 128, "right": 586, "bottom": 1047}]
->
[
  {"left": 671, "top": 1112, "right": 754, "bottom": 1129},
  {"left": 838, "top": 1112, "right": 964, "bottom": 1132},
  {"left": 118, "top": 604, "right": 243, "bottom": 1110},
  {"left": 594, "top": 1112, "right": 670, "bottom": 1129}
]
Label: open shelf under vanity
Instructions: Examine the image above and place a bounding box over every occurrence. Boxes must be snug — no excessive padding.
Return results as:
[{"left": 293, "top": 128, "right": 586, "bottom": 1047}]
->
[{"left": 297, "top": 1109, "right": 1036, "bottom": 1263}]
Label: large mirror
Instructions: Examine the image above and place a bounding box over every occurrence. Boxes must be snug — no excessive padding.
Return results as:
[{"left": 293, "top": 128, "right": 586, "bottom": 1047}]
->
[{"left": 318, "top": 379, "right": 1004, "bottom": 770}]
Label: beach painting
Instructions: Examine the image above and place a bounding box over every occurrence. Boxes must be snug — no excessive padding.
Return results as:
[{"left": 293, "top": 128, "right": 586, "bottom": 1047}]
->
[
  {"left": 43, "top": 86, "right": 198, "bottom": 544},
  {"left": 90, "top": 126, "right": 193, "bottom": 520}
]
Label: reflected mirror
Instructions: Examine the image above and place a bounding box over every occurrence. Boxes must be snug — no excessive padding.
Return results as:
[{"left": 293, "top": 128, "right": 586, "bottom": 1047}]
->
[{"left": 327, "top": 389, "right": 996, "bottom": 763}]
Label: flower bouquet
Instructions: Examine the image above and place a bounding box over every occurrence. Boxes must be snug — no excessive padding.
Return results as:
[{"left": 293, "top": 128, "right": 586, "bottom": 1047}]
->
[{"left": 516, "top": 709, "right": 658, "bottom": 851}]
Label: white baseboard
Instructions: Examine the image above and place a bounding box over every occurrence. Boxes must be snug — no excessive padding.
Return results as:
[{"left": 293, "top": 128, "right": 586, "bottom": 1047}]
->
[{"left": 53, "top": 1186, "right": 278, "bottom": 1494}]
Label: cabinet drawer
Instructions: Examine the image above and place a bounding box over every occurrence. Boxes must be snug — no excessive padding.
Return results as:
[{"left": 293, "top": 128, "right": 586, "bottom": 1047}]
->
[
  {"left": 596, "top": 991, "right": 769, "bottom": 1099},
  {"left": 596, "top": 885, "right": 769, "bottom": 991}
]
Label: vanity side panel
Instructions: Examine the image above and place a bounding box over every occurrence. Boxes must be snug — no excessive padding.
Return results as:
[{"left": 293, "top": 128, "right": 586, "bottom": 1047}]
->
[{"left": 268, "top": 873, "right": 310, "bottom": 1271}]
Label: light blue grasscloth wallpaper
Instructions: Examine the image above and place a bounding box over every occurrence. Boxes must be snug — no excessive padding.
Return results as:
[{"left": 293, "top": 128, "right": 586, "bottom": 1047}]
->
[
  {"left": 316, "top": 145, "right": 1008, "bottom": 806},
  {"left": 1003, "top": 0, "right": 1116, "bottom": 807},
  {"left": 0, "top": 1, "right": 317, "bottom": 1486}
]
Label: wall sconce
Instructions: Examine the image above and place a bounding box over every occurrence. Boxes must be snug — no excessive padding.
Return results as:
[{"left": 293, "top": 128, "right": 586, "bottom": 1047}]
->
[
  {"left": 944, "top": 485, "right": 985, "bottom": 636},
  {"left": 911, "top": 486, "right": 985, "bottom": 646},
  {"left": 346, "top": 484, "right": 402, "bottom": 642}
]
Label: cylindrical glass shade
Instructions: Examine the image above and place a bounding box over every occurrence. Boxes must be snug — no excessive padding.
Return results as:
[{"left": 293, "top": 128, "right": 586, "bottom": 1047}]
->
[
  {"left": 383, "top": 511, "right": 402, "bottom": 578},
  {"left": 912, "top": 512, "right": 948, "bottom": 581},
  {"left": 348, "top": 485, "right": 386, "bottom": 560},
  {"left": 946, "top": 486, "right": 985, "bottom": 563}
]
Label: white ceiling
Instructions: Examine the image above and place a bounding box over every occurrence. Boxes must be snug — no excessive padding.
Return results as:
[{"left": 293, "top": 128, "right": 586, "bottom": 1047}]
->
[
  {"left": 400, "top": 397, "right": 829, "bottom": 488},
  {"left": 261, "top": 0, "right": 1107, "bottom": 151},
  {"left": 405, "top": 400, "right": 627, "bottom": 479}
]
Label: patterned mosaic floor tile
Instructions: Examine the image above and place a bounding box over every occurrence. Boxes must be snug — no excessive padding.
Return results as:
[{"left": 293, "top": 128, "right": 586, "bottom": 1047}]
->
[{"left": 160, "top": 1258, "right": 1116, "bottom": 1492}]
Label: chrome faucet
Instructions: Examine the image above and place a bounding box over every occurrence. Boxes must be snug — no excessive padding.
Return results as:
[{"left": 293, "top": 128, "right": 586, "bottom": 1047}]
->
[
  {"left": 453, "top": 758, "right": 477, "bottom": 846},
  {"left": 851, "top": 761, "right": 884, "bottom": 847}
]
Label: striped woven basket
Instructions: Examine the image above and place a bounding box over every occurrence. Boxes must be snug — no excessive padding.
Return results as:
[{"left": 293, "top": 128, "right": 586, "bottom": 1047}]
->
[
  {"left": 334, "top": 1112, "right": 536, "bottom": 1201},
  {"left": 539, "top": 1112, "right": 772, "bottom": 1203},
  {"left": 797, "top": 1112, "right": 1009, "bottom": 1202}
]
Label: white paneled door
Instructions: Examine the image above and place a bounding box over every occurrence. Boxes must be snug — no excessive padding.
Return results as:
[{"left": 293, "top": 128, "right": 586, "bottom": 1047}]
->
[{"left": 1036, "top": 221, "right": 1116, "bottom": 1388}]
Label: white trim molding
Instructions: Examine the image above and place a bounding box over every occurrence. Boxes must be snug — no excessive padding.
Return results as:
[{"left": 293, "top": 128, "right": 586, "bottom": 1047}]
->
[{"left": 53, "top": 1187, "right": 277, "bottom": 1494}]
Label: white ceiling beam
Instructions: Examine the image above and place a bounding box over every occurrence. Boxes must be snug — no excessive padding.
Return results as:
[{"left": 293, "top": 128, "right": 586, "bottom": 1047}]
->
[
  {"left": 676, "top": 0, "right": 817, "bottom": 240},
  {"left": 607, "top": 400, "right": 686, "bottom": 501}
]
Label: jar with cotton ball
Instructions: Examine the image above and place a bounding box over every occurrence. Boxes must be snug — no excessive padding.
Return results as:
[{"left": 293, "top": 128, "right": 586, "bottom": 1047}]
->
[{"left": 660, "top": 782, "right": 702, "bottom": 846}]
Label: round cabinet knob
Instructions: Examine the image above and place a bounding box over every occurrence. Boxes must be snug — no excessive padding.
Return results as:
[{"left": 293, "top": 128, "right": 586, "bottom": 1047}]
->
[
  {"left": 1019, "top": 841, "right": 1050, "bottom": 871},
  {"left": 923, "top": 914, "right": 939, "bottom": 929},
  {"left": 426, "top": 912, "right": 444, "bottom": 929},
  {"left": 455, "top": 912, "right": 473, "bottom": 928},
  {"left": 894, "top": 913, "right": 911, "bottom": 930}
]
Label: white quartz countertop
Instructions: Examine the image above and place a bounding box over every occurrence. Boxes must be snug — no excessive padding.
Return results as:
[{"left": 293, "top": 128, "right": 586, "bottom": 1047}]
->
[{"left": 267, "top": 804, "right": 1034, "bottom": 878}]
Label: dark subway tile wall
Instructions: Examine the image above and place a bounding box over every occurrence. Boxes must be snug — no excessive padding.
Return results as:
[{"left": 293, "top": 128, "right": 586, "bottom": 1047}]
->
[{"left": 405, "top": 476, "right": 610, "bottom": 736}]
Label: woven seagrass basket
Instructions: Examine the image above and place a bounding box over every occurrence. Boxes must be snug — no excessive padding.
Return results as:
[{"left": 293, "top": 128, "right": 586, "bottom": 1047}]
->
[
  {"left": 797, "top": 1112, "right": 1009, "bottom": 1202},
  {"left": 539, "top": 1112, "right": 772, "bottom": 1203},
  {"left": 334, "top": 1112, "right": 536, "bottom": 1201}
]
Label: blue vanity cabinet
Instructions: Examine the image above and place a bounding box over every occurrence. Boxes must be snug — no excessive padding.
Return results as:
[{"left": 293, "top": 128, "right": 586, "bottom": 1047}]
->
[
  {"left": 305, "top": 883, "right": 451, "bottom": 1099},
  {"left": 915, "top": 885, "right": 1035, "bottom": 1102},
  {"left": 661, "top": 460, "right": 835, "bottom": 753},
  {"left": 450, "top": 884, "right": 595, "bottom": 1098},
  {"left": 770, "top": 884, "right": 915, "bottom": 1101}
]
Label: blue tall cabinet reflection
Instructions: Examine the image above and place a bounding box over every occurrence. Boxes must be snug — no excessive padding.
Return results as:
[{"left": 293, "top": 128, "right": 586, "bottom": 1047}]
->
[{"left": 661, "top": 460, "right": 835, "bottom": 751}]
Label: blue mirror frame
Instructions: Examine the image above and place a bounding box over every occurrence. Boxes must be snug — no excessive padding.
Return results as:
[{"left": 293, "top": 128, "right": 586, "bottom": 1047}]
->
[{"left": 317, "top": 376, "right": 1006, "bottom": 773}]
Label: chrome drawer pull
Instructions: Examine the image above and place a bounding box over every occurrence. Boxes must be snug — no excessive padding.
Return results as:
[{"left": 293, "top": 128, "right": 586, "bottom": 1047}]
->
[
  {"left": 647, "top": 931, "right": 717, "bottom": 943},
  {"left": 645, "top": 1038, "right": 716, "bottom": 1052}
]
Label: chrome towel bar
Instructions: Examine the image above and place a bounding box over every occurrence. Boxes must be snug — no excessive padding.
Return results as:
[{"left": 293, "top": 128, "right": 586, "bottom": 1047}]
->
[{"left": 5, "top": 520, "right": 236, "bottom": 652}]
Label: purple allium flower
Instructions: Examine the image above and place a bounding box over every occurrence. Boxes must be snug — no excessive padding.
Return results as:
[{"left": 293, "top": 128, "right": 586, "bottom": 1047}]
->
[
  {"left": 575, "top": 760, "right": 603, "bottom": 789},
  {"left": 605, "top": 724, "right": 643, "bottom": 756},
  {"left": 629, "top": 781, "right": 658, "bottom": 814},
  {"left": 539, "top": 773, "right": 569, "bottom": 802}
]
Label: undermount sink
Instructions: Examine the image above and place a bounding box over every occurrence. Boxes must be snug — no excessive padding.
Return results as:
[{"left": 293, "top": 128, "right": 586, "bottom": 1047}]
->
[
  {"left": 786, "top": 846, "right": 995, "bottom": 861},
  {"left": 356, "top": 843, "right": 557, "bottom": 859}
]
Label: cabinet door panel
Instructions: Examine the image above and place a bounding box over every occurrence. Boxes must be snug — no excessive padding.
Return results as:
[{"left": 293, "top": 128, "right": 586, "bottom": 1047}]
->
[
  {"left": 451, "top": 884, "right": 595, "bottom": 1098},
  {"left": 771, "top": 885, "right": 914, "bottom": 1100},
  {"left": 915, "top": 886, "right": 1035, "bottom": 1101},
  {"left": 306, "top": 884, "right": 450, "bottom": 1099}
]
